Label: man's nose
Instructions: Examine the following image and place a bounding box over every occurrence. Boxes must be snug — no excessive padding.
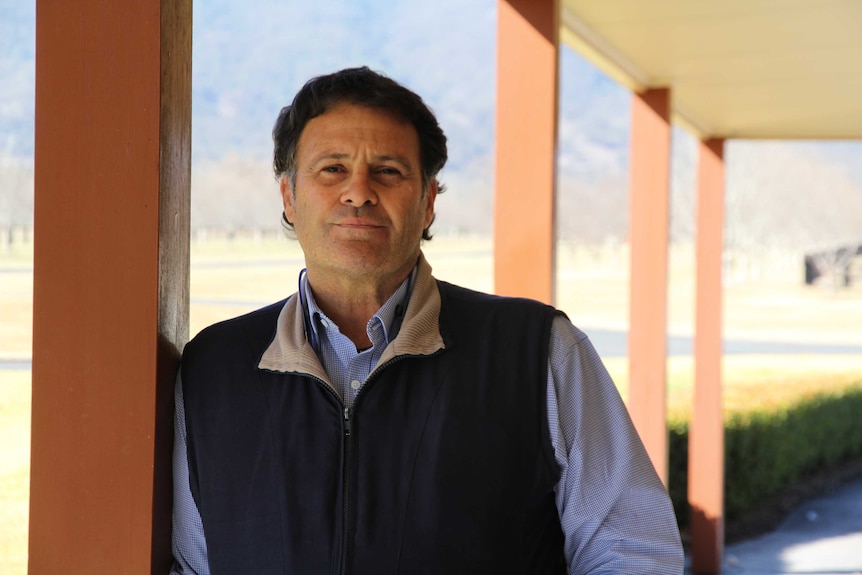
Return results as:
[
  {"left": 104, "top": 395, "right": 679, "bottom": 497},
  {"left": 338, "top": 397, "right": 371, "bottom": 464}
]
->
[{"left": 341, "top": 171, "right": 378, "bottom": 206}]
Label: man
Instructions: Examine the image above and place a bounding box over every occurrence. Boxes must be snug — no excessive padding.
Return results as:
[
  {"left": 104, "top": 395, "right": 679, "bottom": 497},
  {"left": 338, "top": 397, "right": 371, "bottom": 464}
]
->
[{"left": 172, "top": 67, "right": 683, "bottom": 574}]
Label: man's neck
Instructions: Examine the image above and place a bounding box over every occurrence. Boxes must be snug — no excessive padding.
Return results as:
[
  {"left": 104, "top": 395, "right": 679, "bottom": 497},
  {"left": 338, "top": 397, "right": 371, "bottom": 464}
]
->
[{"left": 306, "top": 268, "right": 412, "bottom": 348}]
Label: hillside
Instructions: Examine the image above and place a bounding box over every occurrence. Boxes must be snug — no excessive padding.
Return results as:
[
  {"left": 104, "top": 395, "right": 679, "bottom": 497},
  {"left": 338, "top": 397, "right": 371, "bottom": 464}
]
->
[{"left": 2, "top": 0, "right": 862, "bottom": 248}]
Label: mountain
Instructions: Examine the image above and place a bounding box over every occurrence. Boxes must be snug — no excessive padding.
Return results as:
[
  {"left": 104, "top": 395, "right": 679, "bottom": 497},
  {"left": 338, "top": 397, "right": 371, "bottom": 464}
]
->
[
  {"left": 2, "top": 0, "right": 861, "bottom": 248},
  {"left": 0, "top": 0, "right": 36, "bottom": 158}
]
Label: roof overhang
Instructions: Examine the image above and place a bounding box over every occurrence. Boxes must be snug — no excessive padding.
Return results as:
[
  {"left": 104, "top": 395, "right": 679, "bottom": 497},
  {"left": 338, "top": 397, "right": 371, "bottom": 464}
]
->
[{"left": 560, "top": 0, "right": 862, "bottom": 140}]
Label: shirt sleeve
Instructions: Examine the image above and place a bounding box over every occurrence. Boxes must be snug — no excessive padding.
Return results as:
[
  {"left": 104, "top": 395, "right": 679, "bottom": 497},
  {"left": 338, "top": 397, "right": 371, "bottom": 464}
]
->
[
  {"left": 170, "top": 373, "right": 211, "bottom": 575},
  {"left": 546, "top": 316, "right": 684, "bottom": 574}
]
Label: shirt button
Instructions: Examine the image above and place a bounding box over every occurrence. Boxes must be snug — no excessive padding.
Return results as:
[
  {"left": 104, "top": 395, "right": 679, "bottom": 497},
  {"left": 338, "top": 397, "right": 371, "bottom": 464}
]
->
[
  {"left": 351, "top": 380, "right": 361, "bottom": 390},
  {"left": 320, "top": 318, "right": 329, "bottom": 328}
]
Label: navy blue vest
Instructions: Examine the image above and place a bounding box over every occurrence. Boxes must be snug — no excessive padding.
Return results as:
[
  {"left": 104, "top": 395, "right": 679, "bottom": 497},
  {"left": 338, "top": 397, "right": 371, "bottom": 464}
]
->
[{"left": 182, "top": 281, "right": 566, "bottom": 574}]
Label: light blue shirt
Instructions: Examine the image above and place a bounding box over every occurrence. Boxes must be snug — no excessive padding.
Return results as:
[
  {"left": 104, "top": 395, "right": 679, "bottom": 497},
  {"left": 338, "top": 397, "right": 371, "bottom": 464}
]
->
[
  {"left": 171, "top": 270, "right": 684, "bottom": 574},
  {"left": 305, "top": 267, "right": 414, "bottom": 411}
]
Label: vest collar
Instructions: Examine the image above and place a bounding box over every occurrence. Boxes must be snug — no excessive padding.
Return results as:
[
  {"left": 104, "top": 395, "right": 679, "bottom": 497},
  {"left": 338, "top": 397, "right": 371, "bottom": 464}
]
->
[{"left": 257, "top": 252, "right": 446, "bottom": 380}]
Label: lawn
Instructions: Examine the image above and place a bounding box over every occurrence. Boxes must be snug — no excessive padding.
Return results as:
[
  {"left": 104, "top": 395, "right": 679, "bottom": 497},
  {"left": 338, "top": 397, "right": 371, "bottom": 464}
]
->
[
  {"left": 2, "top": 236, "right": 861, "bottom": 572},
  {"left": 0, "top": 370, "right": 30, "bottom": 575}
]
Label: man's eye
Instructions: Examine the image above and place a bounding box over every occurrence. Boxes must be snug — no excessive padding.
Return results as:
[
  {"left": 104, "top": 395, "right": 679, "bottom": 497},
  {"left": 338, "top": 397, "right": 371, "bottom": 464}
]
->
[
  {"left": 377, "top": 167, "right": 402, "bottom": 176},
  {"left": 322, "top": 166, "right": 341, "bottom": 173}
]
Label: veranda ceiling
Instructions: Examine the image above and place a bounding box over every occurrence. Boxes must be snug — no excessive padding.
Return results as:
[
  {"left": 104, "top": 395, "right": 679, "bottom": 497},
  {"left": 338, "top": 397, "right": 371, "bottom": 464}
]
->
[{"left": 561, "top": 0, "right": 862, "bottom": 139}]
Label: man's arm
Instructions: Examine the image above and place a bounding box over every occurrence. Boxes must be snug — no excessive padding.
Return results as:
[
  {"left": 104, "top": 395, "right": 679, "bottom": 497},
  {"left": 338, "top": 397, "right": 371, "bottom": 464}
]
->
[
  {"left": 170, "top": 375, "right": 210, "bottom": 575},
  {"left": 547, "top": 316, "right": 684, "bottom": 574}
]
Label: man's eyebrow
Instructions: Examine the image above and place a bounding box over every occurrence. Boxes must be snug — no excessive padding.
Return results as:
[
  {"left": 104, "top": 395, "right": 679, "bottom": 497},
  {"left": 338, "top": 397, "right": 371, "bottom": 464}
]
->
[
  {"left": 374, "top": 155, "right": 414, "bottom": 171},
  {"left": 308, "top": 153, "right": 415, "bottom": 172},
  {"left": 307, "top": 152, "right": 350, "bottom": 169}
]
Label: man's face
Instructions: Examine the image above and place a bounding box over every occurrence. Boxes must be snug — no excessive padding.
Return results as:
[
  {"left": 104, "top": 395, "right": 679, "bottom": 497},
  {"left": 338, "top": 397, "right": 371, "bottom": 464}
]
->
[{"left": 281, "top": 103, "right": 436, "bottom": 287}]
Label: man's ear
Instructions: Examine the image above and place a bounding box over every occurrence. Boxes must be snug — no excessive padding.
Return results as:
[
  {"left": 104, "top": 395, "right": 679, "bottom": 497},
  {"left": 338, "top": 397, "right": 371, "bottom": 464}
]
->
[
  {"left": 280, "top": 175, "right": 295, "bottom": 224},
  {"left": 423, "top": 179, "right": 438, "bottom": 229}
]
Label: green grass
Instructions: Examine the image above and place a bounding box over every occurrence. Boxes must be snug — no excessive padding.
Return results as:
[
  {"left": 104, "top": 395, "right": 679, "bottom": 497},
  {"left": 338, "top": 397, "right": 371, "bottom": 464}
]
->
[
  {"left": 602, "top": 354, "right": 862, "bottom": 414},
  {"left": 4, "top": 237, "right": 862, "bottom": 567},
  {"left": 4, "top": 357, "right": 861, "bottom": 572}
]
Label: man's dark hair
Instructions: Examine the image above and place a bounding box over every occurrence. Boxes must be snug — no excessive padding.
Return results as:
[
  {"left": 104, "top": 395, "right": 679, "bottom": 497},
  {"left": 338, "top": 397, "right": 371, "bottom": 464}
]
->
[{"left": 273, "top": 66, "right": 448, "bottom": 240}]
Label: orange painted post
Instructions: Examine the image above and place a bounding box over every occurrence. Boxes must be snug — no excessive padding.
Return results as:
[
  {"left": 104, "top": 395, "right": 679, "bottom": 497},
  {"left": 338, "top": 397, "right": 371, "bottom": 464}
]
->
[
  {"left": 30, "top": 1, "right": 191, "bottom": 573},
  {"left": 689, "top": 138, "right": 726, "bottom": 574},
  {"left": 495, "top": 0, "right": 559, "bottom": 304},
  {"left": 628, "top": 88, "right": 672, "bottom": 484}
]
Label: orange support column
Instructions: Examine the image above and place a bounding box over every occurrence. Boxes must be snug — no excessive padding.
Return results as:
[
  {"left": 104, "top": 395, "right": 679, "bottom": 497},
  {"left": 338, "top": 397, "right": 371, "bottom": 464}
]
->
[
  {"left": 689, "top": 138, "right": 726, "bottom": 574},
  {"left": 30, "top": 1, "right": 191, "bottom": 573},
  {"left": 628, "top": 88, "right": 672, "bottom": 483},
  {"left": 495, "top": 0, "right": 559, "bottom": 303}
]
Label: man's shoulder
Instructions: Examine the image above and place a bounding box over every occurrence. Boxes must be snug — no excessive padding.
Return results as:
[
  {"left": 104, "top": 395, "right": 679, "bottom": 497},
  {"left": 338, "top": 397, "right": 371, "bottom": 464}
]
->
[
  {"left": 185, "top": 297, "right": 290, "bottom": 355},
  {"left": 435, "top": 279, "right": 560, "bottom": 315},
  {"left": 433, "top": 280, "right": 566, "bottom": 341}
]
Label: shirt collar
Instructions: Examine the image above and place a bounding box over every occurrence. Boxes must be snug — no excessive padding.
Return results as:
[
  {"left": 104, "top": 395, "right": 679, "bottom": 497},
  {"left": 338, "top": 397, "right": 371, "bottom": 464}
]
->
[
  {"left": 301, "top": 265, "right": 417, "bottom": 353},
  {"left": 257, "top": 252, "right": 444, "bottom": 378}
]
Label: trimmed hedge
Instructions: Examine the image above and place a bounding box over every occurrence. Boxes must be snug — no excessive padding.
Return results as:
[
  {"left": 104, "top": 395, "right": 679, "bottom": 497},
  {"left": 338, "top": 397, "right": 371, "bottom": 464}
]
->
[{"left": 668, "top": 383, "right": 862, "bottom": 531}]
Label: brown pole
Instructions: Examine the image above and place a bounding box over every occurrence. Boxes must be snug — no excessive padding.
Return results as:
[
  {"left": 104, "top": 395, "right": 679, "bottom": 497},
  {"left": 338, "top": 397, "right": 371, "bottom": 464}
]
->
[
  {"left": 494, "top": 0, "right": 559, "bottom": 304},
  {"left": 627, "top": 88, "right": 672, "bottom": 484},
  {"left": 29, "top": 1, "right": 191, "bottom": 573},
  {"left": 689, "top": 138, "right": 726, "bottom": 574}
]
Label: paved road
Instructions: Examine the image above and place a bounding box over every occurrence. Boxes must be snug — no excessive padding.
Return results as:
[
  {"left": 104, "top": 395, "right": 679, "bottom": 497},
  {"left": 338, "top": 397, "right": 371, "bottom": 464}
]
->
[
  {"left": 4, "top": 328, "right": 861, "bottom": 372},
  {"left": 689, "top": 479, "right": 862, "bottom": 574},
  {"left": 0, "top": 360, "right": 31, "bottom": 371},
  {"left": 585, "top": 328, "right": 862, "bottom": 359}
]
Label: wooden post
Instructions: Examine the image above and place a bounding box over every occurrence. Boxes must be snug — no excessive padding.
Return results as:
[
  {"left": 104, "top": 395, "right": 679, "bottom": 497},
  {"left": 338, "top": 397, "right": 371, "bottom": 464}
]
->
[
  {"left": 30, "top": 1, "right": 191, "bottom": 572},
  {"left": 627, "top": 88, "right": 672, "bottom": 484},
  {"left": 689, "top": 138, "right": 726, "bottom": 574},
  {"left": 494, "top": 0, "right": 559, "bottom": 304}
]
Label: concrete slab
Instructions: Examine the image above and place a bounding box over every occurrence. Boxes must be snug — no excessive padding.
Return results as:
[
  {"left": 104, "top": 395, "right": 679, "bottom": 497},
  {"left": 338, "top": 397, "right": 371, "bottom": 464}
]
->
[{"left": 688, "top": 480, "right": 862, "bottom": 574}]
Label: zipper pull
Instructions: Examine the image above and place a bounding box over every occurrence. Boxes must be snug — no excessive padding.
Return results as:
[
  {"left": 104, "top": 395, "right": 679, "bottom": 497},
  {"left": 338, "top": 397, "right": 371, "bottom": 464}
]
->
[{"left": 343, "top": 406, "right": 351, "bottom": 436}]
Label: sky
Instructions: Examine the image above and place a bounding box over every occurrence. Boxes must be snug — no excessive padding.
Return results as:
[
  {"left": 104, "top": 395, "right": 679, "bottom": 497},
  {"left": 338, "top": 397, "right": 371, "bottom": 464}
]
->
[
  {"left": 0, "top": 0, "right": 629, "bottom": 173},
  {"left": 2, "top": 0, "right": 861, "bottom": 245}
]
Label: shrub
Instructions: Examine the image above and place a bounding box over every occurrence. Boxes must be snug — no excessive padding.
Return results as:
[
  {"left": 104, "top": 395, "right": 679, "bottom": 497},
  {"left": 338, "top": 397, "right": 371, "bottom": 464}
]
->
[{"left": 668, "top": 382, "right": 862, "bottom": 532}]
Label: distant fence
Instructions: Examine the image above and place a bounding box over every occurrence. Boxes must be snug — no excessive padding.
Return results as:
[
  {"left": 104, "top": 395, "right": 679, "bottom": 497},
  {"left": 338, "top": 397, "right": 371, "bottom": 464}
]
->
[
  {"left": 10, "top": 228, "right": 856, "bottom": 291},
  {"left": 804, "top": 244, "right": 862, "bottom": 288},
  {"left": 191, "top": 227, "right": 284, "bottom": 244},
  {"left": 724, "top": 246, "right": 803, "bottom": 285},
  {"left": 0, "top": 226, "right": 33, "bottom": 254}
]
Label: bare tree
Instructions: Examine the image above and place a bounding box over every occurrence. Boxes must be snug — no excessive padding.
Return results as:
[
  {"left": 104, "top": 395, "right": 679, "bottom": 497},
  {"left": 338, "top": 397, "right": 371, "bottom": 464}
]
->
[
  {"left": 0, "top": 147, "right": 35, "bottom": 249},
  {"left": 191, "top": 155, "right": 282, "bottom": 234},
  {"left": 725, "top": 141, "right": 862, "bottom": 286}
]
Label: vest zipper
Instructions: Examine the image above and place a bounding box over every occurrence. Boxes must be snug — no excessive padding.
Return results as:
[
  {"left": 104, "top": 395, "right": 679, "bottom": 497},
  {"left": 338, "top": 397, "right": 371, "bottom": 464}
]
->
[
  {"left": 341, "top": 406, "right": 351, "bottom": 575},
  {"left": 335, "top": 353, "right": 436, "bottom": 573},
  {"left": 290, "top": 352, "right": 442, "bottom": 574},
  {"left": 296, "top": 376, "right": 351, "bottom": 575}
]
